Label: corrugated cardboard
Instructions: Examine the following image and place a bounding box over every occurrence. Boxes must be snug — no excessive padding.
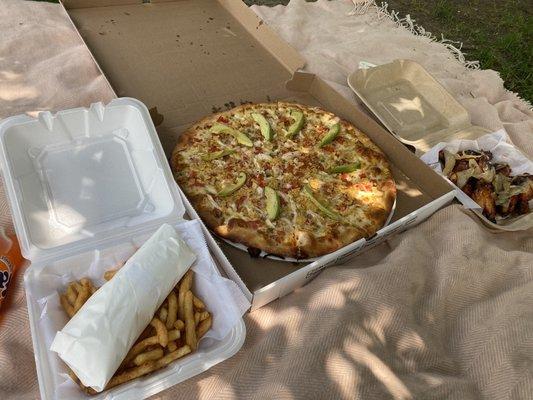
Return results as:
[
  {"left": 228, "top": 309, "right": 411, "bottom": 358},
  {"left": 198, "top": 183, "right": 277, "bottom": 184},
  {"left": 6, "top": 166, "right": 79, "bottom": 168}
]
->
[{"left": 61, "top": 0, "right": 454, "bottom": 309}]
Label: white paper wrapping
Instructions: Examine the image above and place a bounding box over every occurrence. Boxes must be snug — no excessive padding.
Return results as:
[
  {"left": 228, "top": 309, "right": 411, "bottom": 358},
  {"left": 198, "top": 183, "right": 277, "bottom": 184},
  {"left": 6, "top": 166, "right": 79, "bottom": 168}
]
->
[
  {"left": 50, "top": 223, "right": 197, "bottom": 392},
  {"left": 420, "top": 129, "right": 533, "bottom": 210}
]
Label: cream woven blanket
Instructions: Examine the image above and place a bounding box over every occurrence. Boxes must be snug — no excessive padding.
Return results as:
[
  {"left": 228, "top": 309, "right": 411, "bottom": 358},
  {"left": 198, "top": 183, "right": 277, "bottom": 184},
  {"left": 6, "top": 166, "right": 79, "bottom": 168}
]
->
[{"left": 0, "top": 1, "right": 531, "bottom": 399}]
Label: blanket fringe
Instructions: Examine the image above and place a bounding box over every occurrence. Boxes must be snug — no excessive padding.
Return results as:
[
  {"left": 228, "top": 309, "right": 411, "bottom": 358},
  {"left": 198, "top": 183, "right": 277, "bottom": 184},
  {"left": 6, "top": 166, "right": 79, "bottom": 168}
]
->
[{"left": 348, "top": 0, "right": 481, "bottom": 70}]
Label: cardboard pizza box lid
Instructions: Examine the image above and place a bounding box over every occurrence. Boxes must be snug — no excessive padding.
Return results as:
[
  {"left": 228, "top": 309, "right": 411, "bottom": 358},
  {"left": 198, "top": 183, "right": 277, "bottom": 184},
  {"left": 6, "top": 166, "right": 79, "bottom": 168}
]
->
[
  {"left": 347, "top": 59, "right": 491, "bottom": 154},
  {"left": 62, "top": 0, "right": 306, "bottom": 156}
]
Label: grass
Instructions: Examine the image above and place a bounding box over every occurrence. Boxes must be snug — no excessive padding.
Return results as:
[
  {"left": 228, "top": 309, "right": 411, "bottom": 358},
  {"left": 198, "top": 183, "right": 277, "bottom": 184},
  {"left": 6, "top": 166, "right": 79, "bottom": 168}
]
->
[{"left": 34, "top": 0, "right": 532, "bottom": 103}]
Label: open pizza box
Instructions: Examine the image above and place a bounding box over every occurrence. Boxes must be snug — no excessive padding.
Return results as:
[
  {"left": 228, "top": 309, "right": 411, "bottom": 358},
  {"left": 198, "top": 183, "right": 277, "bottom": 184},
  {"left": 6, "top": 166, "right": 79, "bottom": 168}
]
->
[
  {"left": 348, "top": 59, "right": 533, "bottom": 231},
  {"left": 56, "top": 0, "right": 455, "bottom": 313}
]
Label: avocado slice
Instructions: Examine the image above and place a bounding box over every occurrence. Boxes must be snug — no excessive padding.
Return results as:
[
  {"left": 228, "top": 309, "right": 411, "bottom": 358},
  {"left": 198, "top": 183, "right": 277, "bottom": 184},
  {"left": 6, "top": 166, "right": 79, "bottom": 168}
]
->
[
  {"left": 286, "top": 110, "right": 304, "bottom": 138},
  {"left": 251, "top": 113, "right": 273, "bottom": 141},
  {"left": 328, "top": 162, "right": 361, "bottom": 174},
  {"left": 204, "top": 148, "right": 236, "bottom": 161},
  {"left": 303, "top": 184, "right": 341, "bottom": 220},
  {"left": 319, "top": 122, "right": 340, "bottom": 147},
  {"left": 264, "top": 186, "right": 280, "bottom": 220},
  {"left": 211, "top": 123, "right": 253, "bottom": 147},
  {"left": 218, "top": 172, "right": 247, "bottom": 197}
]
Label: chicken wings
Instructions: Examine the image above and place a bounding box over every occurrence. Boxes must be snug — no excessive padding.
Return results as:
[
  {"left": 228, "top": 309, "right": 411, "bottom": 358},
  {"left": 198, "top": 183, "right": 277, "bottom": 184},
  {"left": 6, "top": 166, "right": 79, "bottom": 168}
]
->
[{"left": 439, "top": 149, "right": 532, "bottom": 222}]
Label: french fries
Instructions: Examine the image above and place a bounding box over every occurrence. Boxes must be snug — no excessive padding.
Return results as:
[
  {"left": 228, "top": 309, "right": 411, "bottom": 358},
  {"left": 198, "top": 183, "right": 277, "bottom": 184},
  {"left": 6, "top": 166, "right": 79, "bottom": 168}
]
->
[
  {"left": 158, "top": 307, "right": 168, "bottom": 324},
  {"left": 156, "top": 345, "right": 191, "bottom": 366},
  {"left": 195, "top": 312, "right": 201, "bottom": 325},
  {"left": 104, "top": 361, "right": 158, "bottom": 391},
  {"left": 197, "top": 316, "right": 212, "bottom": 339},
  {"left": 184, "top": 290, "right": 197, "bottom": 351},
  {"left": 193, "top": 295, "right": 205, "bottom": 310},
  {"left": 103, "top": 269, "right": 118, "bottom": 281},
  {"left": 133, "top": 348, "right": 164, "bottom": 366},
  {"left": 166, "top": 291, "right": 178, "bottom": 329},
  {"left": 59, "top": 277, "right": 93, "bottom": 317},
  {"left": 194, "top": 311, "right": 210, "bottom": 325},
  {"left": 178, "top": 270, "right": 193, "bottom": 320},
  {"left": 150, "top": 318, "right": 168, "bottom": 348},
  {"left": 168, "top": 329, "right": 181, "bottom": 341},
  {"left": 81, "top": 278, "right": 97, "bottom": 295},
  {"left": 167, "top": 341, "right": 178, "bottom": 352},
  {"left": 66, "top": 283, "right": 77, "bottom": 305},
  {"left": 60, "top": 294, "right": 75, "bottom": 318},
  {"left": 60, "top": 270, "right": 211, "bottom": 395},
  {"left": 121, "top": 336, "right": 160, "bottom": 367}
]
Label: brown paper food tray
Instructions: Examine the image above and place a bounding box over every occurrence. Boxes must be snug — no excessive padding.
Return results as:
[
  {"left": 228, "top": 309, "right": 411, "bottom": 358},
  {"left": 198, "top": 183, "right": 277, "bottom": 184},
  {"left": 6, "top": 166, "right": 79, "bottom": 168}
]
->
[
  {"left": 61, "top": 0, "right": 454, "bottom": 309},
  {"left": 348, "top": 59, "right": 532, "bottom": 232},
  {"left": 348, "top": 60, "right": 492, "bottom": 154}
]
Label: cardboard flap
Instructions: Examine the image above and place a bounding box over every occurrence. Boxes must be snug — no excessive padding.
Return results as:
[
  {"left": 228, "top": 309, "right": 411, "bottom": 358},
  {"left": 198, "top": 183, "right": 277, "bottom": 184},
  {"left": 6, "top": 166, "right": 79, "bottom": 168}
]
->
[{"left": 285, "top": 70, "right": 317, "bottom": 92}]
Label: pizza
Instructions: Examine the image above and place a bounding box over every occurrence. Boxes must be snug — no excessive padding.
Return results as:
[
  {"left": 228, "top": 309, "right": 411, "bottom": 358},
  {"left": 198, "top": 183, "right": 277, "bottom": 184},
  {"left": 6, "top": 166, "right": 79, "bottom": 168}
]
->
[{"left": 171, "top": 102, "right": 396, "bottom": 259}]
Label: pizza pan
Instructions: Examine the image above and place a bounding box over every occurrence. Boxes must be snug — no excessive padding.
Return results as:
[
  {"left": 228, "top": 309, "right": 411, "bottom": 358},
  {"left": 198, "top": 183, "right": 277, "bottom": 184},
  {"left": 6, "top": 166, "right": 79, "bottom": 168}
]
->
[{"left": 214, "top": 199, "right": 396, "bottom": 263}]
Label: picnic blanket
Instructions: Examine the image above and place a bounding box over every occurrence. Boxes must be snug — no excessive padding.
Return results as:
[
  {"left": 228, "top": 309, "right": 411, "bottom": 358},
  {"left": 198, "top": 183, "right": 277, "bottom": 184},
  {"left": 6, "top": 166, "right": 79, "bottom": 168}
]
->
[{"left": 1, "top": 1, "right": 532, "bottom": 399}]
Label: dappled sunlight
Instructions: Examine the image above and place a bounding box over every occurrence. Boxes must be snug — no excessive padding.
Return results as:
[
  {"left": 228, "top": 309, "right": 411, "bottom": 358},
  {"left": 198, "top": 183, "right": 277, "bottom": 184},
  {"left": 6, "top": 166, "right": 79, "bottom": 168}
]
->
[
  {"left": 395, "top": 180, "right": 425, "bottom": 198},
  {"left": 173, "top": 274, "right": 463, "bottom": 399},
  {"left": 197, "top": 378, "right": 236, "bottom": 399},
  {"left": 417, "top": 372, "right": 445, "bottom": 387},
  {"left": 29, "top": 206, "right": 87, "bottom": 250},
  {"left": 396, "top": 331, "right": 426, "bottom": 354},
  {"left": 0, "top": 84, "right": 38, "bottom": 101},
  {"left": 361, "top": 306, "right": 395, "bottom": 346},
  {"left": 326, "top": 350, "right": 361, "bottom": 399},
  {"left": 46, "top": 203, "right": 88, "bottom": 231},
  {"left": 345, "top": 341, "right": 412, "bottom": 400},
  {"left": 0, "top": 70, "right": 22, "bottom": 80},
  {"left": 91, "top": 150, "right": 104, "bottom": 162},
  {"left": 261, "top": 384, "right": 295, "bottom": 399},
  {"left": 390, "top": 96, "right": 425, "bottom": 117},
  {"left": 251, "top": 305, "right": 303, "bottom": 333},
  {"left": 79, "top": 177, "right": 96, "bottom": 201},
  {"left": 307, "top": 279, "right": 355, "bottom": 310}
]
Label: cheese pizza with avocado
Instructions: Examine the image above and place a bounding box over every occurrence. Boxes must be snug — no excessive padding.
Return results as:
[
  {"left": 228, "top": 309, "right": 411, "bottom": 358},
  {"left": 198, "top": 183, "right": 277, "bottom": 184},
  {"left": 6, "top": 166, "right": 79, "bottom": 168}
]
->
[{"left": 171, "top": 102, "right": 396, "bottom": 259}]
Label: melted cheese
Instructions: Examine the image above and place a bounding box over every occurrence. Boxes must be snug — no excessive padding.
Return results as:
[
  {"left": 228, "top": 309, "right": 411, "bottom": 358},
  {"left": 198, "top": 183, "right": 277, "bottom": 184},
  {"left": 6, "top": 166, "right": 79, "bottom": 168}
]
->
[{"left": 175, "top": 102, "right": 393, "bottom": 248}]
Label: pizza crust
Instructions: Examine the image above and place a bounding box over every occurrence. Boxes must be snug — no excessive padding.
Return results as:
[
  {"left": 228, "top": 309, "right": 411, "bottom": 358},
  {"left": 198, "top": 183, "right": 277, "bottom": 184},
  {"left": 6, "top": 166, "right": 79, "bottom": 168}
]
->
[
  {"left": 215, "top": 219, "right": 299, "bottom": 259},
  {"left": 172, "top": 102, "right": 396, "bottom": 259}
]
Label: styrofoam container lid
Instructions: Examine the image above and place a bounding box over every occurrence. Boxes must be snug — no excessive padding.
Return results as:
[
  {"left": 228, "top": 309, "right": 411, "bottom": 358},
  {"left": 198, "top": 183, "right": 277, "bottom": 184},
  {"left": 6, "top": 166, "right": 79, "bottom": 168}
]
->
[{"left": 0, "top": 98, "right": 184, "bottom": 262}]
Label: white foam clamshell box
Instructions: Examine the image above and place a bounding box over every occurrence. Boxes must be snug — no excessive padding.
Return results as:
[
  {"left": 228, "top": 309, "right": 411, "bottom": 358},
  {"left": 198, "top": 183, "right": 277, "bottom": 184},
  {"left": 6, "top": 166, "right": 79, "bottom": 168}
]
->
[{"left": 0, "top": 98, "right": 246, "bottom": 400}]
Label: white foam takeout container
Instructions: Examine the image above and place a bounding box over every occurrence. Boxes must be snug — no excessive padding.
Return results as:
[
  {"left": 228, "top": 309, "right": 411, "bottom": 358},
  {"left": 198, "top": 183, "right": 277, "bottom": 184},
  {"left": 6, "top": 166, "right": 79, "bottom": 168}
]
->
[
  {"left": 0, "top": 98, "right": 247, "bottom": 400},
  {"left": 348, "top": 59, "right": 532, "bottom": 231}
]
